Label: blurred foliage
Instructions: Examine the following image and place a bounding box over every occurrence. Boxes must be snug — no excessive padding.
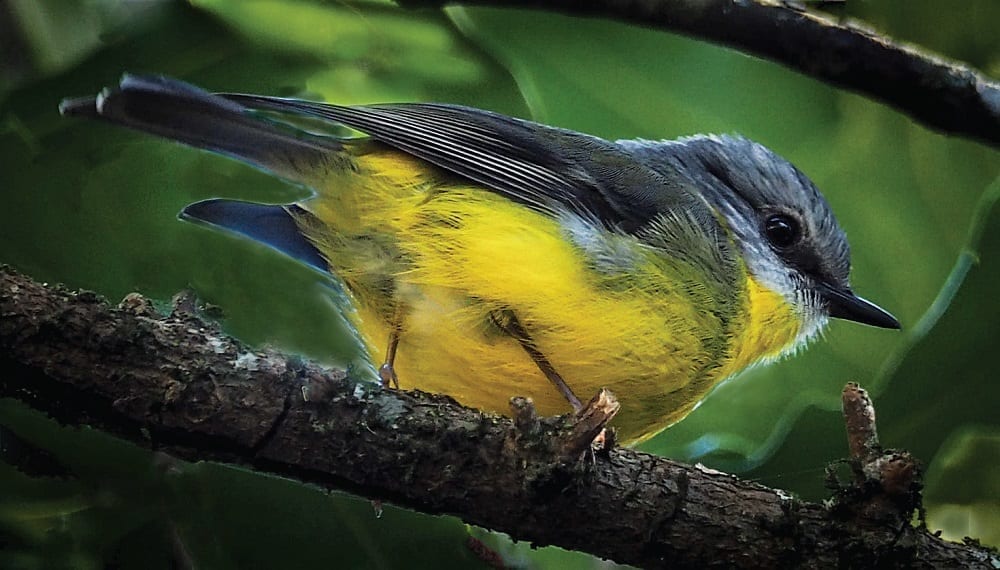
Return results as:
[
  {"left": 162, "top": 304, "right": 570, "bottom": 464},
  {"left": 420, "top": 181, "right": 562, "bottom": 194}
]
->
[{"left": 1, "top": 0, "right": 998, "bottom": 567}]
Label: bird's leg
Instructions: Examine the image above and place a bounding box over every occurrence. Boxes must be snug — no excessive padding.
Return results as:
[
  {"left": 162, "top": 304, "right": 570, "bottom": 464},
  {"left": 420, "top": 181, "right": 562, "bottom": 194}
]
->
[
  {"left": 501, "top": 313, "right": 583, "bottom": 413},
  {"left": 378, "top": 307, "right": 402, "bottom": 389}
]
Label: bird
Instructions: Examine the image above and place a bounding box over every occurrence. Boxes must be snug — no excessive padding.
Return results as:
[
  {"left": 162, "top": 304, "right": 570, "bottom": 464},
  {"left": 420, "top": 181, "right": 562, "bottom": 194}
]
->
[{"left": 60, "top": 74, "right": 900, "bottom": 444}]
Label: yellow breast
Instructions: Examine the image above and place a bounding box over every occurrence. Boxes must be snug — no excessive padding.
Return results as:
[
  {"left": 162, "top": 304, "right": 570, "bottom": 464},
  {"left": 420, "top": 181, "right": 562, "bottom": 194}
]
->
[{"left": 300, "top": 146, "right": 803, "bottom": 443}]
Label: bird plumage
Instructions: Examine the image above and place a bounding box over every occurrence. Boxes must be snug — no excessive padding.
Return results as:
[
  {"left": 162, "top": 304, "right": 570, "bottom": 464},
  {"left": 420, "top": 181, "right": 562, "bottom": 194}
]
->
[{"left": 60, "top": 75, "right": 898, "bottom": 443}]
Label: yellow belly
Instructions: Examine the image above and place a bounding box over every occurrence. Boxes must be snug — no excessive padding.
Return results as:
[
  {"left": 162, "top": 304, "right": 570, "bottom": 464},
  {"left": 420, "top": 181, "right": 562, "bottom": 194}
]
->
[{"left": 300, "top": 145, "right": 803, "bottom": 443}]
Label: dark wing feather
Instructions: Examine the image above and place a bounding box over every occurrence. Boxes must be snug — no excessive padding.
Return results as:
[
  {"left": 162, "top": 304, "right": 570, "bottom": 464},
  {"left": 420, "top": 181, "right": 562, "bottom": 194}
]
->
[{"left": 222, "top": 94, "right": 661, "bottom": 229}]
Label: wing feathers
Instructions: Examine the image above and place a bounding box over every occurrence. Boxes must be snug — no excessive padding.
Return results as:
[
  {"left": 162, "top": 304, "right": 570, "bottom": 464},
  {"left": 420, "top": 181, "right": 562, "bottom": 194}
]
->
[
  {"left": 63, "top": 76, "right": 708, "bottom": 234},
  {"left": 224, "top": 94, "right": 612, "bottom": 218}
]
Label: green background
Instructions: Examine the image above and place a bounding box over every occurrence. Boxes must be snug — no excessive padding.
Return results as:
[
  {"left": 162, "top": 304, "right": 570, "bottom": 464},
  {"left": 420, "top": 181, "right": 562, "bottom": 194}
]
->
[{"left": 1, "top": 0, "right": 997, "bottom": 567}]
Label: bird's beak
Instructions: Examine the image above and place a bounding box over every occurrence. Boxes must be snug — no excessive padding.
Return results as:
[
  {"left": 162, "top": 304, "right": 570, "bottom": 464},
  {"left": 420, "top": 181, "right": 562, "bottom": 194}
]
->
[{"left": 817, "top": 282, "right": 900, "bottom": 329}]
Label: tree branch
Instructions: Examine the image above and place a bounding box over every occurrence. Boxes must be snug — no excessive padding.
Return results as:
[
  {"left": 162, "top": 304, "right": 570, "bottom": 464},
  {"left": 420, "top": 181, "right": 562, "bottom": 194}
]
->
[
  {"left": 406, "top": 0, "right": 1000, "bottom": 147},
  {"left": 1, "top": 266, "right": 996, "bottom": 568}
]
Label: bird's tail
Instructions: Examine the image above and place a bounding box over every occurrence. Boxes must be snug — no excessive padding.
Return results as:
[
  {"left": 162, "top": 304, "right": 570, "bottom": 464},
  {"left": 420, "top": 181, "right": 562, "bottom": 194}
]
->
[
  {"left": 61, "top": 75, "right": 341, "bottom": 273},
  {"left": 59, "top": 74, "right": 343, "bottom": 183}
]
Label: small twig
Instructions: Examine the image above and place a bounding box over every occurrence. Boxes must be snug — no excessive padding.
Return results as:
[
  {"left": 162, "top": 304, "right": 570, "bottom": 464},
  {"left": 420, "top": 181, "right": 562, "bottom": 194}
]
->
[
  {"left": 559, "top": 389, "right": 619, "bottom": 460},
  {"left": 838, "top": 382, "right": 923, "bottom": 526},
  {"left": 842, "top": 382, "right": 880, "bottom": 464},
  {"left": 509, "top": 395, "right": 541, "bottom": 438},
  {"left": 170, "top": 288, "right": 199, "bottom": 317}
]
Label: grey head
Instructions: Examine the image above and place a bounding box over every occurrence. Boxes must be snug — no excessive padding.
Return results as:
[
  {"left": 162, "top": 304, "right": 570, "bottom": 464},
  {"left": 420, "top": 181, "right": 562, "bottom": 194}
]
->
[{"left": 620, "top": 134, "right": 899, "bottom": 340}]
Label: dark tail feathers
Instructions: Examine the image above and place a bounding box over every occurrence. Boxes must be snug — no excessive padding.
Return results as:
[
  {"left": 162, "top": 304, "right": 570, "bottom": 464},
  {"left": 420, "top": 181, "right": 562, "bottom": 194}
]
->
[
  {"left": 182, "top": 199, "right": 329, "bottom": 273},
  {"left": 60, "top": 74, "right": 341, "bottom": 181}
]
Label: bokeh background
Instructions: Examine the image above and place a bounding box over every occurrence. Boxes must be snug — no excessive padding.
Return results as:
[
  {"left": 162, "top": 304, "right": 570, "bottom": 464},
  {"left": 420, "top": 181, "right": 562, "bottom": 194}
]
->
[{"left": 1, "top": 0, "right": 997, "bottom": 567}]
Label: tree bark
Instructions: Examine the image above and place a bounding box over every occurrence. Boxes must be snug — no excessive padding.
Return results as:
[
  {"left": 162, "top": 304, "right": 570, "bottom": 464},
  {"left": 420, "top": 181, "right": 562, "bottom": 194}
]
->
[
  {"left": 405, "top": 0, "right": 1000, "bottom": 147},
  {"left": 1, "top": 266, "right": 996, "bottom": 569}
]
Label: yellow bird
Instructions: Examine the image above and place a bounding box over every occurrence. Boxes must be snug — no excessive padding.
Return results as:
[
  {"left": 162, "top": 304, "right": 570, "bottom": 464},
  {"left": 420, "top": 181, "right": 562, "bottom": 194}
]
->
[{"left": 61, "top": 75, "right": 899, "bottom": 443}]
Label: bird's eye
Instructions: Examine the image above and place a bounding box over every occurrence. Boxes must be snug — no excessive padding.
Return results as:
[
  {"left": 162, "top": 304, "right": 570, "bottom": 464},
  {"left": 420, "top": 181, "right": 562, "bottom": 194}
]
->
[{"left": 763, "top": 214, "right": 800, "bottom": 249}]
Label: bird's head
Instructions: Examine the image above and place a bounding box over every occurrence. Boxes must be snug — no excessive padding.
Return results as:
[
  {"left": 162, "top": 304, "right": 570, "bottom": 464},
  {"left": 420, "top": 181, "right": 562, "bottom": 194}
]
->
[{"left": 671, "top": 135, "right": 899, "bottom": 342}]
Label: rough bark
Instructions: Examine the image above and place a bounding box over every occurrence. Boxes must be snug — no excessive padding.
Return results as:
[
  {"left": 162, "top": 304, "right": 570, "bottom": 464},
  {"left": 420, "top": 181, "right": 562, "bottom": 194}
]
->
[
  {"left": 404, "top": 0, "right": 1000, "bottom": 147},
  {"left": 1, "top": 266, "right": 997, "bottom": 569}
]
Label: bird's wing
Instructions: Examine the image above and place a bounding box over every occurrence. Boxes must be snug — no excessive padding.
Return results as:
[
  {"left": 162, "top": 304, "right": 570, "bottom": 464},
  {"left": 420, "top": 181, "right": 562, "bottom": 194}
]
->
[
  {"left": 223, "top": 94, "right": 665, "bottom": 231},
  {"left": 62, "top": 75, "right": 739, "bottom": 303},
  {"left": 61, "top": 75, "right": 712, "bottom": 237}
]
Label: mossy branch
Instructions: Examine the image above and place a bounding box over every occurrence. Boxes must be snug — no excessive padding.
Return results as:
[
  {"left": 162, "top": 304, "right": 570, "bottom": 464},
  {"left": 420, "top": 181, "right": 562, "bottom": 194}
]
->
[{"left": 1, "top": 266, "right": 996, "bottom": 568}]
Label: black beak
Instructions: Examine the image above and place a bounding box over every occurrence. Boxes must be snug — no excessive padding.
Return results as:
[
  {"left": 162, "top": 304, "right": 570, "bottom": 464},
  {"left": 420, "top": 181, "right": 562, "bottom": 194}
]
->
[{"left": 817, "top": 282, "right": 900, "bottom": 329}]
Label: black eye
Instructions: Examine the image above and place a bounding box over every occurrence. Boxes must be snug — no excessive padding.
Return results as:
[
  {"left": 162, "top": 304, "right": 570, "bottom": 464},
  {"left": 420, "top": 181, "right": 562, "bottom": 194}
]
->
[{"left": 763, "top": 214, "right": 800, "bottom": 249}]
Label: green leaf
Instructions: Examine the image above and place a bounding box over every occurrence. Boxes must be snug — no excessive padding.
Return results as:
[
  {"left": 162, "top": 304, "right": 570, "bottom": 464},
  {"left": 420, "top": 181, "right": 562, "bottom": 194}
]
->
[{"left": 922, "top": 427, "right": 1000, "bottom": 547}]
